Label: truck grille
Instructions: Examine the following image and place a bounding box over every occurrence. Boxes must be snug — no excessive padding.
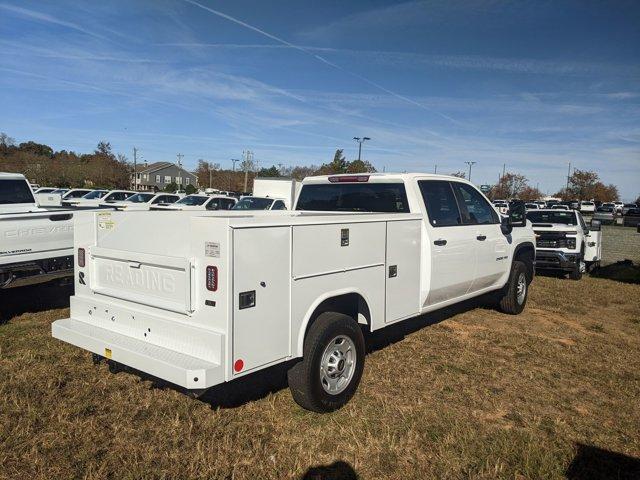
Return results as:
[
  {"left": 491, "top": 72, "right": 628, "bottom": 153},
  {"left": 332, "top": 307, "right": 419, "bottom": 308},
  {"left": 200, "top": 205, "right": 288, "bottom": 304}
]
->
[{"left": 534, "top": 231, "right": 576, "bottom": 249}]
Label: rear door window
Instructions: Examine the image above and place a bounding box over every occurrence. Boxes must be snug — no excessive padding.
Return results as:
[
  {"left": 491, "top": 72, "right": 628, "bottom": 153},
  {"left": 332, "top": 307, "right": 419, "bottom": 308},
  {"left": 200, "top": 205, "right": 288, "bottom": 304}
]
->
[
  {"left": 450, "top": 182, "right": 499, "bottom": 225},
  {"left": 418, "top": 180, "right": 462, "bottom": 227},
  {"left": 0, "top": 179, "right": 35, "bottom": 204},
  {"left": 272, "top": 200, "right": 286, "bottom": 210},
  {"left": 296, "top": 183, "right": 409, "bottom": 212}
]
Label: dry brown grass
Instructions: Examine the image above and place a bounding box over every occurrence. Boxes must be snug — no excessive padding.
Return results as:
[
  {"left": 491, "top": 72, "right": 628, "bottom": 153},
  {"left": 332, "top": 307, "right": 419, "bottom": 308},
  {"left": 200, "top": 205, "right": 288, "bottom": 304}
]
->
[{"left": 1, "top": 275, "right": 639, "bottom": 479}]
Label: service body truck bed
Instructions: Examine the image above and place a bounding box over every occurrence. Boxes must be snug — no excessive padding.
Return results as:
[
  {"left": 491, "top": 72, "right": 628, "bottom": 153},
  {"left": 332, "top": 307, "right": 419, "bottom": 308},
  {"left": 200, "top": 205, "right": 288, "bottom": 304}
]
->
[{"left": 53, "top": 173, "right": 536, "bottom": 411}]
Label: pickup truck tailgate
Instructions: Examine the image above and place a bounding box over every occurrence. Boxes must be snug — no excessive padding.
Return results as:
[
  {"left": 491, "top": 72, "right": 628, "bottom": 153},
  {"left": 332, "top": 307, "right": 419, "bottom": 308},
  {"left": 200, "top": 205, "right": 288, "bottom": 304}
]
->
[{"left": 90, "top": 246, "right": 193, "bottom": 314}]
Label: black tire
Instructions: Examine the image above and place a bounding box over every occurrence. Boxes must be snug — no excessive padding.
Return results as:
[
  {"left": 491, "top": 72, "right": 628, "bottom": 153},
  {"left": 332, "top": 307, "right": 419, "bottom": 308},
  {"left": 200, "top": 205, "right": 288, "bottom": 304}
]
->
[
  {"left": 498, "top": 260, "right": 529, "bottom": 315},
  {"left": 569, "top": 266, "right": 582, "bottom": 280},
  {"left": 288, "top": 312, "right": 365, "bottom": 412}
]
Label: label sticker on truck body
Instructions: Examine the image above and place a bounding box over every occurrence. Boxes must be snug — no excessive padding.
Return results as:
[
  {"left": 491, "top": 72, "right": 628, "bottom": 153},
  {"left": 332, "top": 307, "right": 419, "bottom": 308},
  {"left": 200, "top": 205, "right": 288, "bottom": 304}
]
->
[{"left": 205, "top": 242, "right": 220, "bottom": 257}]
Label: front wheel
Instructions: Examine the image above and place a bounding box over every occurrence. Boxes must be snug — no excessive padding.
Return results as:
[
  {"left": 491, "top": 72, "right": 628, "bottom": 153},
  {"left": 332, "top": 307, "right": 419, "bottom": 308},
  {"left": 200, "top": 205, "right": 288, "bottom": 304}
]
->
[
  {"left": 288, "top": 312, "right": 365, "bottom": 412},
  {"left": 497, "top": 260, "right": 529, "bottom": 315}
]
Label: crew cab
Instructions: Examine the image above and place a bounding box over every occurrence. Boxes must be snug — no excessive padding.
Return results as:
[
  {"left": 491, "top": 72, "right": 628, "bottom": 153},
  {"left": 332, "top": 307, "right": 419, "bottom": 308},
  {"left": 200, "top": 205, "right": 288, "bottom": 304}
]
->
[
  {"left": 64, "top": 189, "right": 109, "bottom": 207},
  {"left": 526, "top": 209, "right": 601, "bottom": 280},
  {"left": 0, "top": 172, "right": 75, "bottom": 288},
  {"left": 231, "top": 196, "right": 287, "bottom": 210},
  {"left": 105, "top": 193, "right": 181, "bottom": 211},
  {"left": 151, "top": 194, "right": 237, "bottom": 211},
  {"left": 52, "top": 173, "right": 535, "bottom": 412}
]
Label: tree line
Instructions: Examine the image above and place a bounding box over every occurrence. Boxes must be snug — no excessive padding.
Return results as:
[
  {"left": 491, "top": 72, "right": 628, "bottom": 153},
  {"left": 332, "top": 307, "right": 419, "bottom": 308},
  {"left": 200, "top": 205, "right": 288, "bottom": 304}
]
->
[
  {"left": 0, "top": 133, "right": 130, "bottom": 189},
  {"left": 1, "top": 133, "right": 629, "bottom": 202}
]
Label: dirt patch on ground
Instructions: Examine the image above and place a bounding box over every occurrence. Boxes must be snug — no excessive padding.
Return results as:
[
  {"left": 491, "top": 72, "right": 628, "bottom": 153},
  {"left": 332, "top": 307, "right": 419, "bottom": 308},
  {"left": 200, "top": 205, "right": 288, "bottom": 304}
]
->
[{"left": 1, "top": 276, "right": 639, "bottom": 479}]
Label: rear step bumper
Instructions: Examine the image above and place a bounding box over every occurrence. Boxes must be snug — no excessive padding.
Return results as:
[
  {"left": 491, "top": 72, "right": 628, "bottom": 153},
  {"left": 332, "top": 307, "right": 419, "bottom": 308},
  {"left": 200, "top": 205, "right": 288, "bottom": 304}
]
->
[{"left": 52, "top": 318, "right": 224, "bottom": 390}]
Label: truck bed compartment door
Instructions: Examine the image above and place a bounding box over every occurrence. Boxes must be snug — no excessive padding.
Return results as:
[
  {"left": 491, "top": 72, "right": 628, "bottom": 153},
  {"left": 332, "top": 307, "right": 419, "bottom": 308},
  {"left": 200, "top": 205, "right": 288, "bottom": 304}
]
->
[
  {"left": 385, "top": 220, "right": 421, "bottom": 322},
  {"left": 232, "top": 227, "right": 290, "bottom": 374}
]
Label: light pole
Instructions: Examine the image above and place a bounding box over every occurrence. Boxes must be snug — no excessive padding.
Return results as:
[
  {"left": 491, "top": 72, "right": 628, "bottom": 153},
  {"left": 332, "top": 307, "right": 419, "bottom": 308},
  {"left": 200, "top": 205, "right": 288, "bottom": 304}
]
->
[
  {"left": 465, "top": 161, "right": 476, "bottom": 181},
  {"left": 353, "top": 136, "right": 371, "bottom": 161}
]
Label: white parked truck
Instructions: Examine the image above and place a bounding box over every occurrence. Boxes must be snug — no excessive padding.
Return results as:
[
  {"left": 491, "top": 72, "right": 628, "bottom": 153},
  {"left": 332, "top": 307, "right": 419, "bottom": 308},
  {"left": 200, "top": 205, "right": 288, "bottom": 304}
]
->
[
  {"left": 52, "top": 173, "right": 536, "bottom": 412},
  {"left": 252, "top": 177, "right": 301, "bottom": 209},
  {"left": 0, "top": 173, "right": 75, "bottom": 288},
  {"left": 526, "top": 208, "right": 601, "bottom": 280}
]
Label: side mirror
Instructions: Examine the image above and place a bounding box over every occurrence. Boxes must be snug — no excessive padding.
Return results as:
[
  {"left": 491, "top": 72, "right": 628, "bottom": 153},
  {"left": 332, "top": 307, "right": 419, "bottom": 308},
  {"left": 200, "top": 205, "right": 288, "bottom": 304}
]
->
[
  {"left": 508, "top": 200, "right": 527, "bottom": 227},
  {"left": 501, "top": 215, "right": 513, "bottom": 235},
  {"left": 590, "top": 219, "right": 601, "bottom": 231}
]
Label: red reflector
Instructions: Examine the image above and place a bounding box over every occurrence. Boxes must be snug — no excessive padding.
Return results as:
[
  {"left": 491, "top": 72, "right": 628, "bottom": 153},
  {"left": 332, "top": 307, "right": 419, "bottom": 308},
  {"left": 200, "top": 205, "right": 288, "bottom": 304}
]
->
[
  {"left": 206, "top": 266, "right": 218, "bottom": 292},
  {"left": 78, "top": 248, "right": 85, "bottom": 268},
  {"left": 328, "top": 175, "right": 370, "bottom": 183},
  {"left": 234, "top": 359, "right": 244, "bottom": 372}
]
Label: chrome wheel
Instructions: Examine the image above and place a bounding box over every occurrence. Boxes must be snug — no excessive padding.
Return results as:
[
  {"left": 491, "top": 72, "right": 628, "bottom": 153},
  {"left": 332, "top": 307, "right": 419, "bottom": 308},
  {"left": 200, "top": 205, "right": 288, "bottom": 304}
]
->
[
  {"left": 516, "top": 272, "right": 527, "bottom": 305},
  {"left": 320, "top": 335, "right": 356, "bottom": 395},
  {"left": 579, "top": 260, "right": 586, "bottom": 273}
]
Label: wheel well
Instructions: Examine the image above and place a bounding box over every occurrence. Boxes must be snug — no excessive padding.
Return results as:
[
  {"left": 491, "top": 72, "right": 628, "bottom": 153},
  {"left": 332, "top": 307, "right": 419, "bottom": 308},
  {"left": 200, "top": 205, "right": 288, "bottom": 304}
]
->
[
  {"left": 514, "top": 243, "right": 535, "bottom": 282},
  {"left": 304, "top": 293, "right": 371, "bottom": 341}
]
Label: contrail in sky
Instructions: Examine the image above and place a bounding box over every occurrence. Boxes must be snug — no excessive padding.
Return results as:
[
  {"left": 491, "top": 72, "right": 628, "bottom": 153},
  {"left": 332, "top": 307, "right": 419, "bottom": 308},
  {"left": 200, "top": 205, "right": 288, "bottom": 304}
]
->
[{"left": 181, "top": 0, "right": 460, "bottom": 126}]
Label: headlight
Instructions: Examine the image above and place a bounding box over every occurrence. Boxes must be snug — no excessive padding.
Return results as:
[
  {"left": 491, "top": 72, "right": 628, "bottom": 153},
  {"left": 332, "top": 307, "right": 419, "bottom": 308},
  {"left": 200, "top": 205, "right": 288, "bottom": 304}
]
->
[{"left": 566, "top": 237, "right": 576, "bottom": 249}]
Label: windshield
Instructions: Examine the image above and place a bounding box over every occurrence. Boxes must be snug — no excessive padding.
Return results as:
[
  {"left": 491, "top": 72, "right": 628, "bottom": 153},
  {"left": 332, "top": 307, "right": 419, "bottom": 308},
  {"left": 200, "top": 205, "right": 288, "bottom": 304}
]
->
[
  {"left": 296, "top": 183, "right": 410, "bottom": 212},
  {"left": 82, "top": 190, "right": 107, "bottom": 199},
  {"left": 232, "top": 197, "right": 274, "bottom": 210},
  {"left": 526, "top": 211, "right": 577, "bottom": 225},
  {"left": 0, "top": 179, "right": 36, "bottom": 204},
  {"left": 597, "top": 207, "right": 613, "bottom": 212},
  {"left": 126, "top": 193, "right": 154, "bottom": 203},
  {"left": 64, "top": 190, "right": 89, "bottom": 198},
  {"left": 175, "top": 195, "right": 207, "bottom": 206},
  {"left": 581, "top": 202, "right": 594, "bottom": 206},
  {"left": 51, "top": 189, "right": 68, "bottom": 194}
]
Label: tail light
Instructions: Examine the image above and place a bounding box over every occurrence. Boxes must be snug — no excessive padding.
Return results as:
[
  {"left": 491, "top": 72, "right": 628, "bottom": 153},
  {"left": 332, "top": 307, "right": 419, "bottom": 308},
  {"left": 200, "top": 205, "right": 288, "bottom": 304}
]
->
[
  {"left": 78, "top": 248, "right": 85, "bottom": 267},
  {"left": 328, "top": 175, "right": 369, "bottom": 183},
  {"left": 206, "top": 266, "right": 218, "bottom": 292}
]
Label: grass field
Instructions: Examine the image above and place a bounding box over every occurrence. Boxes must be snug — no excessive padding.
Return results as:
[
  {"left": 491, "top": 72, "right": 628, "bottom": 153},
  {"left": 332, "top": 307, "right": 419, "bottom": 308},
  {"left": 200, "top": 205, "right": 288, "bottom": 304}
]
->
[{"left": 1, "top": 275, "right": 639, "bottom": 479}]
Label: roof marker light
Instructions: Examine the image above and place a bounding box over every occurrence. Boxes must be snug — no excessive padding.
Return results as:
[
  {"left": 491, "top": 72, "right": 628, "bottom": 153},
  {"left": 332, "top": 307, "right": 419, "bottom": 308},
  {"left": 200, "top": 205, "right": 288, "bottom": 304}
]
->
[{"left": 328, "top": 175, "right": 370, "bottom": 183}]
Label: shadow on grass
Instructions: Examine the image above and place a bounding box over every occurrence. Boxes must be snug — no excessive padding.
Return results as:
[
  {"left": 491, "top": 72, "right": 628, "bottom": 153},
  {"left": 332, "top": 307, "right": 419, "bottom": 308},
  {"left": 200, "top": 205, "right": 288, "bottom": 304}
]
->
[
  {"left": 117, "top": 293, "right": 488, "bottom": 409},
  {"left": 566, "top": 443, "right": 640, "bottom": 480},
  {"left": 589, "top": 260, "right": 640, "bottom": 284},
  {"left": 301, "top": 460, "right": 357, "bottom": 480},
  {"left": 0, "top": 281, "right": 73, "bottom": 325}
]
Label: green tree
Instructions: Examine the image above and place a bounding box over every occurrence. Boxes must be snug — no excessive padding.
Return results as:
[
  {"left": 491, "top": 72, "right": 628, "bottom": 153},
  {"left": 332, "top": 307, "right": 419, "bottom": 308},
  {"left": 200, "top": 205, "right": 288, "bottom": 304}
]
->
[
  {"left": 346, "top": 159, "right": 376, "bottom": 173},
  {"left": 185, "top": 184, "right": 197, "bottom": 194},
  {"left": 18, "top": 141, "right": 53, "bottom": 157},
  {"left": 258, "top": 165, "right": 281, "bottom": 177},
  {"left": 316, "top": 149, "right": 348, "bottom": 175},
  {"left": 164, "top": 182, "right": 178, "bottom": 192}
]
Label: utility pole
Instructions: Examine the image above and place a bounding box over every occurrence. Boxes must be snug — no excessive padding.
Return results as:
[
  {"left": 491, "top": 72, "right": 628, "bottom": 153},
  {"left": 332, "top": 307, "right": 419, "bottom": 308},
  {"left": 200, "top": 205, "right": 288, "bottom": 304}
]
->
[
  {"left": 465, "top": 161, "right": 476, "bottom": 182},
  {"left": 565, "top": 161, "right": 571, "bottom": 196},
  {"left": 434, "top": 164, "right": 438, "bottom": 174},
  {"left": 353, "top": 136, "right": 371, "bottom": 161},
  {"left": 175, "top": 153, "right": 184, "bottom": 190},
  {"left": 230, "top": 158, "right": 240, "bottom": 191},
  {"left": 132, "top": 147, "right": 137, "bottom": 190},
  {"left": 243, "top": 150, "right": 253, "bottom": 193}
]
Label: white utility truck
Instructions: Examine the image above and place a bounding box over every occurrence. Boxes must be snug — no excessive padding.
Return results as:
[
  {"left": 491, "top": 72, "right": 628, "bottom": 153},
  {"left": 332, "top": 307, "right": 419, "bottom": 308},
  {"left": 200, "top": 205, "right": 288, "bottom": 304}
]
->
[
  {"left": 252, "top": 177, "right": 301, "bottom": 209},
  {"left": 0, "top": 173, "right": 75, "bottom": 288},
  {"left": 52, "top": 173, "right": 535, "bottom": 412},
  {"left": 526, "top": 208, "right": 601, "bottom": 280}
]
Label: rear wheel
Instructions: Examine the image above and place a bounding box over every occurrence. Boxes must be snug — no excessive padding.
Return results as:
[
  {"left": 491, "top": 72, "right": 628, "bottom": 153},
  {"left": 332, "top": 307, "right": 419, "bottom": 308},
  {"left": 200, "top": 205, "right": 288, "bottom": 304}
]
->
[
  {"left": 498, "top": 261, "right": 529, "bottom": 315},
  {"left": 288, "top": 312, "right": 365, "bottom": 412}
]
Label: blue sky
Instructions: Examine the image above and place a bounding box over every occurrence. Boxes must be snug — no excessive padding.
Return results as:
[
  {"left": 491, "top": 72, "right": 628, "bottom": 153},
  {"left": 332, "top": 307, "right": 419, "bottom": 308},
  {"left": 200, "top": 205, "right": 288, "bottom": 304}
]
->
[{"left": 1, "top": 0, "right": 639, "bottom": 199}]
